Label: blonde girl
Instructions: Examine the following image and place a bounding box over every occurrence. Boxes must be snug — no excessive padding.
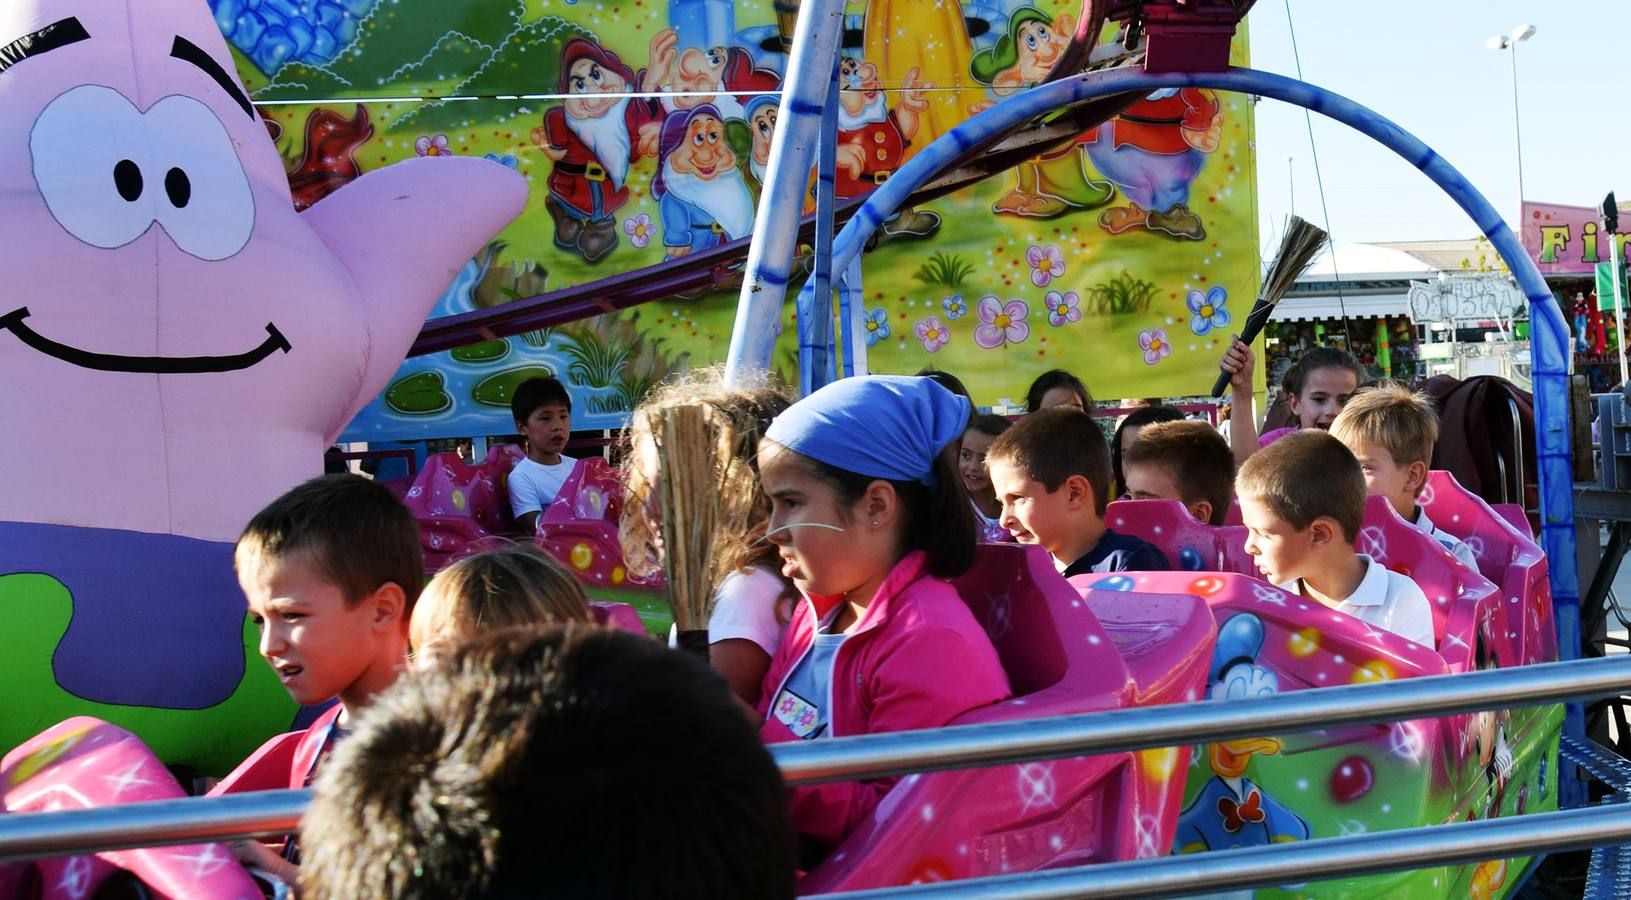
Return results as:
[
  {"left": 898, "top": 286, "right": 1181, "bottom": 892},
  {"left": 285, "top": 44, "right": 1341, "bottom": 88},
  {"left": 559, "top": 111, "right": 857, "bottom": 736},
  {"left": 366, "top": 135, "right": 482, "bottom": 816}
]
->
[
  {"left": 620, "top": 371, "right": 795, "bottom": 706},
  {"left": 409, "top": 544, "right": 590, "bottom": 668}
]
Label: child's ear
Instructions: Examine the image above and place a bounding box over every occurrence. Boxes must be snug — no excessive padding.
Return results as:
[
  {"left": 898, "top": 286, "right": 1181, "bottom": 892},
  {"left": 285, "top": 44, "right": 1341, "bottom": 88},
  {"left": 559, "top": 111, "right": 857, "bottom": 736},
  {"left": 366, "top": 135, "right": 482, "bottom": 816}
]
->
[
  {"left": 367, "top": 582, "right": 408, "bottom": 630},
  {"left": 1407, "top": 460, "right": 1429, "bottom": 497},
  {"left": 860, "top": 479, "right": 900, "bottom": 529},
  {"left": 1307, "top": 516, "right": 1340, "bottom": 550},
  {"left": 1188, "top": 500, "right": 1213, "bottom": 525},
  {"left": 1064, "top": 474, "right": 1094, "bottom": 511}
]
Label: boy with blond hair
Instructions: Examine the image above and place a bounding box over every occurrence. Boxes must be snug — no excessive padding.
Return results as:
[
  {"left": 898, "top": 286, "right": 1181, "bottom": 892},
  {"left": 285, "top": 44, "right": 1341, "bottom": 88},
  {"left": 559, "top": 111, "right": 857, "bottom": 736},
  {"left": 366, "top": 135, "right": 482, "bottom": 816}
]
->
[
  {"left": 1121, "top": 420, "right": 1236, "bottom": 526},
  {"left": 1330, "top": 382, "right": 1477, "bottom": 568},
  {"left": 1237, "top": 431, "right": 1434, "bottom": 646},
  {"left": 230, "top": 474, "right": 423, "bottom": 882},
  {"left": 986, "top": 408, "right": 1169, "bottom": 575}
]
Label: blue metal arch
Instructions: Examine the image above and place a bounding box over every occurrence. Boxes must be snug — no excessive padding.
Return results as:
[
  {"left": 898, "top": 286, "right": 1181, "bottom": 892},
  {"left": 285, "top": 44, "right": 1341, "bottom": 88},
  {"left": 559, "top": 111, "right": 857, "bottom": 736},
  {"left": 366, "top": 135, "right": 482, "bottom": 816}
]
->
[{"left": 740, "top": 66, "right": 1580, "bottom": 721}]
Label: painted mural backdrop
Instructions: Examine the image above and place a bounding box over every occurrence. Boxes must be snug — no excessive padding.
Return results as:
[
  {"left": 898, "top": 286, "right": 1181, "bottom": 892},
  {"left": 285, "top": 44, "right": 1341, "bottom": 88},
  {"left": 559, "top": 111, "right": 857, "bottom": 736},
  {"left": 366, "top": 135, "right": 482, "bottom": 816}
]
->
[{"left": 215, "top": 0, "right": 1257, "bottom": 435}]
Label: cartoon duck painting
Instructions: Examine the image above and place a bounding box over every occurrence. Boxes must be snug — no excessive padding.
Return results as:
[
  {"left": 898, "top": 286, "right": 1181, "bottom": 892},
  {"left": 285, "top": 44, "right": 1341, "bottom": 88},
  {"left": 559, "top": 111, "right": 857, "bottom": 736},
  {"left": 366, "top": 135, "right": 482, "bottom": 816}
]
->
[
  {"left": 0, "top": 0, "right": 526, "bottom": 772},
  {"left": 1174, "top": 613, "right": 1311, "bottom": 860}
]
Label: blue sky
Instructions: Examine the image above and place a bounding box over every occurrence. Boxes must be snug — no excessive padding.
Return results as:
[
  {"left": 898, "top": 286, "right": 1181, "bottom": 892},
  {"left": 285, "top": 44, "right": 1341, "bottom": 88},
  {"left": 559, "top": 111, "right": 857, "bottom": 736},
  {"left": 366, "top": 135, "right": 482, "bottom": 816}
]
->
[{"left": 1246, "top": 1, "right": 1628, "bottom": 251}]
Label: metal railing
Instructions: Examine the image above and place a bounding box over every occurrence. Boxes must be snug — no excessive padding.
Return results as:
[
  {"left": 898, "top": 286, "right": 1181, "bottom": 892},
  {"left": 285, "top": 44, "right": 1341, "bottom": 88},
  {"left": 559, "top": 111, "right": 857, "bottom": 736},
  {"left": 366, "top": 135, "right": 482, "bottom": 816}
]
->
[
  {"left": 3, "top": 655, "right": 1628, "bottom": 866},
  {"left": 819, "top": 803, "right": 1631, "bottom": 898}
]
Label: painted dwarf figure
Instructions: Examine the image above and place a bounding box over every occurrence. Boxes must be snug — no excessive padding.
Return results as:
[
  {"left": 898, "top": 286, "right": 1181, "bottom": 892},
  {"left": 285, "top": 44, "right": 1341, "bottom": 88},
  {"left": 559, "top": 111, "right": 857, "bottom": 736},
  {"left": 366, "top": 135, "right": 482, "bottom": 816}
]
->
[
  {"left": 1085, "top": 87, "right": 1222, "bottom": 240},
  {"left": 969, "top": 7, "right": 1115, "bottom": 219},
  {"left": 531, "top": 38, "right": 662, "bottom": 263},
  {"left": 654, "top": 104, "right": 756, "bottom": 257},
  {"left": 836, "top": 55, "right": 939, "bottom": 240},
  {"left": 741, "top": 93, "right": 778, "bottom": 192},
  {"left": 645, "top": 28, "right": 780, "bottom": 121}
]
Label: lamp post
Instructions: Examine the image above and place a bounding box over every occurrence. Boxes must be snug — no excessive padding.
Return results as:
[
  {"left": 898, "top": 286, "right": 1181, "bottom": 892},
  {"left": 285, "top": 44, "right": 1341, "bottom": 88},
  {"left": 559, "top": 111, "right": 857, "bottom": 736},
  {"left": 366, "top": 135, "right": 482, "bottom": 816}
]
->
[{"left": 1485, "top": 24, "right": 1536, "bottom": 219}]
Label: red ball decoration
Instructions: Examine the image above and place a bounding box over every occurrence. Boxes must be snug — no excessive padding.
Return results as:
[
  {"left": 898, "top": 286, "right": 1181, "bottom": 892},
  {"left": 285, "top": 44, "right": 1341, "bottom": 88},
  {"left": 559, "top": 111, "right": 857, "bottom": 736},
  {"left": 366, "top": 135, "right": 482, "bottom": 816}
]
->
[{"left": 1329, "top": 755, "right": 1375, "bottom": 803}]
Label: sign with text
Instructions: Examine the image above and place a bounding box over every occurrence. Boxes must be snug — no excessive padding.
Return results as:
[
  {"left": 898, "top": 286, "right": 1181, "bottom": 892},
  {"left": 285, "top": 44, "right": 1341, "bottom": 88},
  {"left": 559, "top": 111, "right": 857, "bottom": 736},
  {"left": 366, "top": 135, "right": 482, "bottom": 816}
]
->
[
  {"left": 1521, "top": 201, "right": 1631, "bottom": 276},
  {"left": 1407, "top": 274, "right": 1524, "bottom": 325}
]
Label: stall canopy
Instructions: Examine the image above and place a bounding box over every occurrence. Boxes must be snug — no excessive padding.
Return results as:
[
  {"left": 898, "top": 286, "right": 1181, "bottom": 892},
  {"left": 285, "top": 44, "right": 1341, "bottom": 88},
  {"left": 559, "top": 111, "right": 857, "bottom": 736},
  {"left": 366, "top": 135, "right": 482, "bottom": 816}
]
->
[{"left": 1271, "top": 242, "right": 1439, "bottom": 323}]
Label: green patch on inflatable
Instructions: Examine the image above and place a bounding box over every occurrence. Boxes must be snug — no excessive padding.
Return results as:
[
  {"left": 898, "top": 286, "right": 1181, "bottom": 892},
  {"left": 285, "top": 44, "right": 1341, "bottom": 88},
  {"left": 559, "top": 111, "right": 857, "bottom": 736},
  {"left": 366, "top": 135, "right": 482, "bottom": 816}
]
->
[{"left": 0, "top": 573, "right": 298, "bottom": 777}]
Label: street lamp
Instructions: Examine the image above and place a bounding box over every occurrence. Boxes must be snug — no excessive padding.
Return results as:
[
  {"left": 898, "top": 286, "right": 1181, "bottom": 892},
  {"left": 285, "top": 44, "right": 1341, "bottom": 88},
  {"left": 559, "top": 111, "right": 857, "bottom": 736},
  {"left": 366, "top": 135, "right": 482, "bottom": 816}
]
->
[{"left": 1486, "top": 24, "right": 1536, "bottom": 217}]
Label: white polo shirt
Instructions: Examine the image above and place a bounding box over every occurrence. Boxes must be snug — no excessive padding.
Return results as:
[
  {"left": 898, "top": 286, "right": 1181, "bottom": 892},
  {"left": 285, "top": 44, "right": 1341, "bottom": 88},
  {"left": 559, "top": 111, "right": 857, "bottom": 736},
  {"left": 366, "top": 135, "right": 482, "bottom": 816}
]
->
[
  {"left": 1279, "top": 554, "right": 1435, "bottom": 648},
  {"left": 1414, "top": 507, "right": 1480, "bottom": 570}
]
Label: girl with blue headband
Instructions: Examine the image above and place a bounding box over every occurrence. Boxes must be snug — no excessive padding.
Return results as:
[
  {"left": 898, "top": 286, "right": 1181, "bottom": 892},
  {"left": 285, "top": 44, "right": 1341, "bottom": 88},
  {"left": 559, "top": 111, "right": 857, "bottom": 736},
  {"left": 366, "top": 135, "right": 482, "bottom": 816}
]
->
[{"left": 755, "top": 376, "right": 1011, "bottom": 858}]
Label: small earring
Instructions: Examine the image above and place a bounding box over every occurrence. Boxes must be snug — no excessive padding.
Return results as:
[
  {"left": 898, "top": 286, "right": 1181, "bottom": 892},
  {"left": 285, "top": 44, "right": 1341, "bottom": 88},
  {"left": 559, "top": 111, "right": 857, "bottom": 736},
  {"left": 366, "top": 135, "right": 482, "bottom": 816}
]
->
[{"left": 870, "top": 520, "right": 878, "bottom": 527}]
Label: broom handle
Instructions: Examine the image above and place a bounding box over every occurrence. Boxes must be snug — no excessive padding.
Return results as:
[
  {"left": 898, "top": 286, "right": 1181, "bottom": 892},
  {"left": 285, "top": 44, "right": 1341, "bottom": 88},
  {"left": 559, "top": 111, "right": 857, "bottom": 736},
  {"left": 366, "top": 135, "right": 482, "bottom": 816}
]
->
[{"left": 1211, "top": 299, "right": 1279, "bottom": 398}]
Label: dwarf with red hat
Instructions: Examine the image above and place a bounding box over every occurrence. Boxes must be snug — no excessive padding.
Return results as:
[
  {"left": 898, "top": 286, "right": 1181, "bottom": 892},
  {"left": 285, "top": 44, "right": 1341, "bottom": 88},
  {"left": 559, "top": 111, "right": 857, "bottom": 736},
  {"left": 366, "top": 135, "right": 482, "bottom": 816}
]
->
[
  {"left": 645, "top": 28, "right": 780, "bottom": 120},
  {"left": 834, "top": 55, "right": 940, "bottom": 240},
  {"left": 531, "top": 38, "right": 664, "bottom": 263}
]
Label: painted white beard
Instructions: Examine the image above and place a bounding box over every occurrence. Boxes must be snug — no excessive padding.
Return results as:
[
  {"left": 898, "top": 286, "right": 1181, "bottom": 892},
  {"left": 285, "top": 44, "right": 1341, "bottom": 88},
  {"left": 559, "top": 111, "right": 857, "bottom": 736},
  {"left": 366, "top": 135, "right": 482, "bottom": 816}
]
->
[
  {"left": 837, "top": 91, "right": 888, "bottom": 132},
  {"left": 750, "top": 155, "right": 766, "bottom": 184},
  {"left": 565, "top": 95, "right": 632, "bottom": 189},
  {"left": 662, "top": 165, "right": 755, "bottom": 239}
]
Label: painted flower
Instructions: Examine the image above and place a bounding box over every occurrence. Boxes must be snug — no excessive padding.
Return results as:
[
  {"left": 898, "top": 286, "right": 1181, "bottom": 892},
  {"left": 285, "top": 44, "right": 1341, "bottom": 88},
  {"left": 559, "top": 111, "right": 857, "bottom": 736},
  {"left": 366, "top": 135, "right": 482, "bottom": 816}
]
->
[
  {"left": 863, "top": 307, "right": 891, "bottom": 346},
  {"left": 915, "top": 316, "right": 951, "bottom": 352},
  {"left": 414, "top": 134, "right": 451, "bottom": 157},
  {"left": 1139, "top": 327, "right": 1173, "bottom": 365},
  {"left": 1045, "top": 290, "right": 1081, "bottom": 327},
  {"left": 483, "top": 152, "right": 519, "bottom": 169},
  {"left": 942, "top": 295, "right": 968, "bottom": 320},
  {"left": 974, "top": 296, "right": 1029, "bottom": 349},
  {"left": 624, "top": 213, "right": 654, "bottom": 249},
  {"left": 1027, "top": 244, "right": 1065, "bottom": 287},
  {"left": 1187, "top": 286, "right": 1230, "bottom": 335}
]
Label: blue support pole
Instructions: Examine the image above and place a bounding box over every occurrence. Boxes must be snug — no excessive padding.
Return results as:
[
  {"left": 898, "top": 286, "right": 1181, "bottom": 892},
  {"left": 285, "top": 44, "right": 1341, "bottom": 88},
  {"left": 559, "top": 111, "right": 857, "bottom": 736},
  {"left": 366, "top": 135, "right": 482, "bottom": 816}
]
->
[
  {"left": 840, "top": 255, "right": 865, "bottom": 377},
  {"left": 723, "top": 0, "right": 847, "bottom": 387},
  {"left": 790, "top": 64, "right": 1582, "bottom": 799},
  {"left": 798, "top": 70, "right": 841, "bottom": 396}
]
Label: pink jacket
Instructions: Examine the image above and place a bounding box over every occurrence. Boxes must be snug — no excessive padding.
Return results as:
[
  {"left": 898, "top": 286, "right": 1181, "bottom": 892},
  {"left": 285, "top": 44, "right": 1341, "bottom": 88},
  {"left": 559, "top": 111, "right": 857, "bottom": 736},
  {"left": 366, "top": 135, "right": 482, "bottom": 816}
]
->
[{"left": 757, "top": 551, "right": 1011, "bottom": 849}]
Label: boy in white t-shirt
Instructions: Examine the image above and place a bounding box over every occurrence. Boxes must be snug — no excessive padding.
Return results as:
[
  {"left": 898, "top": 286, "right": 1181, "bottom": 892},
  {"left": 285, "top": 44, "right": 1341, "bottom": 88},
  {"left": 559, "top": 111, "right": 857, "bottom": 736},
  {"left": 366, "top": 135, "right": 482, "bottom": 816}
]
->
[
  {"left": 508, "top": 377, "right": 577, "bottom": 534},
  {"left": 1238, "top": 430, "right": 1435, "bottom": 648},
  {"left": 1330, "top": 382, "right": 1478, "bottom": 569}
]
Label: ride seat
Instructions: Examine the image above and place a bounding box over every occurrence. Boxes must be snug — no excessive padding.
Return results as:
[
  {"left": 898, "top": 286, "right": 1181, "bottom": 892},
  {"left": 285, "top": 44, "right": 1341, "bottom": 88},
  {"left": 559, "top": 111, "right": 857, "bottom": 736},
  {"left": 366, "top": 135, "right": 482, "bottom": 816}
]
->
[
  {"left": 1418, "top": 471, "right": 1555, "bottom": 665},
  {"left": 1105, "top": 499, "right": 1255, "bottom": 576},
  {"left": 798, "top": 543, "right": 1212, "bottom": 893},
  {"left": 536, "top": 457, "right": 664, "bottom": 593},
  {"left": 3, "top": 718, "right": 260, "bottom": 897}
]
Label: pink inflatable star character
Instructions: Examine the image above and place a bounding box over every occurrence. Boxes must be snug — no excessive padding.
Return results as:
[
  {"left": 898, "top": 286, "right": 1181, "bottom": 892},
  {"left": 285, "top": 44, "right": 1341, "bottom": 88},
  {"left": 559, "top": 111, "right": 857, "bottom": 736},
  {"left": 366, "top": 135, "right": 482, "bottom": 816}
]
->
[{"left": 0, "top": 1, "right": 526, "bottom": 771}]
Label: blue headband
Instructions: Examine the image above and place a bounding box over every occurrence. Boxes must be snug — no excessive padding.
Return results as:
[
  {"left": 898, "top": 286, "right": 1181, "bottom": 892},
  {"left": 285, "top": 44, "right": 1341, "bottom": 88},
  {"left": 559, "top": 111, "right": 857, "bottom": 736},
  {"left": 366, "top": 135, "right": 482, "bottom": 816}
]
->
[{"left": 766, "top": 376, "right": 971, "bottom": 486}]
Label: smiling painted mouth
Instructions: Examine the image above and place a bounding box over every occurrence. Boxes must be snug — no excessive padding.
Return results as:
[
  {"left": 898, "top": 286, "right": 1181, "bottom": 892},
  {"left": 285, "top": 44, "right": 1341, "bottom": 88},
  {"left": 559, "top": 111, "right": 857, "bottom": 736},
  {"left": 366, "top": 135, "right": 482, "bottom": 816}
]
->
[{"left": 0, "top": 306, "right": 290, "bottom": 373}]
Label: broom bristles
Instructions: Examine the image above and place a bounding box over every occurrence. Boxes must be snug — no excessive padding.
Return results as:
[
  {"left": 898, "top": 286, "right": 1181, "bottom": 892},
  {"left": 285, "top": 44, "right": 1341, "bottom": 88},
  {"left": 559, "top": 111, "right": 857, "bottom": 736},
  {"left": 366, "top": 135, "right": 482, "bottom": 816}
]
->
[
  {"left": 1259, "top": 215, "right": 1329, "bottom": 310},
  {"left": 655, "top": 403, "right": 728, "bottom": 634},
  {"left": 1212, "top": 216, "right": 1329, "bottom": 396}
]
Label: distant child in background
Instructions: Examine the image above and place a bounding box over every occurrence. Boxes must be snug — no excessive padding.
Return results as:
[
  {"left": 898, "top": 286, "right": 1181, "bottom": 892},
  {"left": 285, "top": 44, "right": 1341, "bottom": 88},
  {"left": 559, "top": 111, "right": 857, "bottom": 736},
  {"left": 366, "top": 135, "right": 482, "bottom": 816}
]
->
[
  {"left": 756, "top": 376, "right": 1010, "bottom": 856},
  {"left": 508, "top": 376, "right": 577, "bottom": 533},
  {"left": 961, "top": 413, "right": 1014, "bottom": 542},
  {"left": 230, "top": 474, "right": 424, "bottom": 882},
  {"left": 1330, "top": 382, "right": 1478, "bottom": 568},
  {"left": 1237, "top": 430, "right": 1434, "bottom": 646},
  {"left": 1025, "top": 368, "right": 1093, "bottom": 413},
  {"left": 1219, "top": 339, "right": 1365, "bottom": 461},
  {"left": 1122, "top": 420, "right": 1236, "bottom": 526},
  {"left": 301, "top": 625, "right": 797, "bottom": 900},
  {"left": 621, "top": 373, "right": 795, "bottom": 707},
  {"left": 408, "top": 544, "right": 591, "bottom": 669},
  {"left": 1111, "top": 404, "right": 1186, "bottom": 497},
  {"left": 986, "top": 408, "right": 1170, "bottom": 575}
]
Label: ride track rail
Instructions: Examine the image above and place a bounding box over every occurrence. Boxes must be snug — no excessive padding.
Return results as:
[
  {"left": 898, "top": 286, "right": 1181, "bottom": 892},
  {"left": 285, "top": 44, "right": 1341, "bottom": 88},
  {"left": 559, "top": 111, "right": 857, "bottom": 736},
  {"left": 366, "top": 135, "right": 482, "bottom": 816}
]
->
[{"left": 407, "top": 0, "right": 1259, "bottom": 357}]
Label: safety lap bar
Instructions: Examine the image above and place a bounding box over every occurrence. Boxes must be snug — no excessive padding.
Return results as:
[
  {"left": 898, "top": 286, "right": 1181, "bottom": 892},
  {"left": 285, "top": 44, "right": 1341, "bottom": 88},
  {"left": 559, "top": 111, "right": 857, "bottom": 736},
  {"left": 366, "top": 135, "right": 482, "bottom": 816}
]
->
[{"left": 1, "top": 656, "right": 1627, "bottom": 864}]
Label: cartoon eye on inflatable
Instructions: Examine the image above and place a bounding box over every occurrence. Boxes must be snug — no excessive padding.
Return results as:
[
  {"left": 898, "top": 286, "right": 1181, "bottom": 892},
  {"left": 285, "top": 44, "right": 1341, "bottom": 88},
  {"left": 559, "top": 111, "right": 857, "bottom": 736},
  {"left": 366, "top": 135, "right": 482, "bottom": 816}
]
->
[{"left": 31, "top": 85, "right": 254, "bottom": 261}]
